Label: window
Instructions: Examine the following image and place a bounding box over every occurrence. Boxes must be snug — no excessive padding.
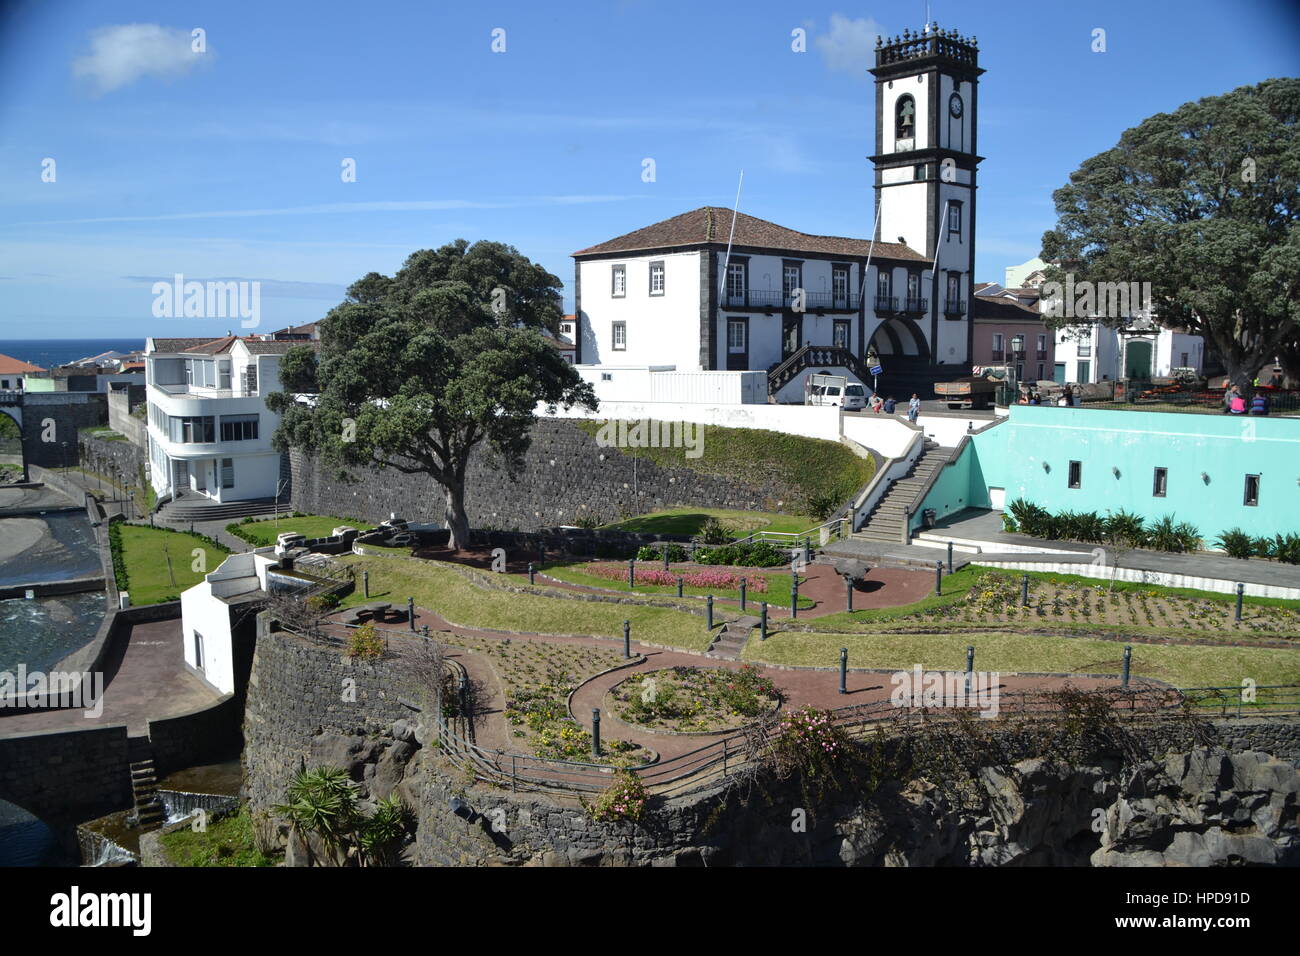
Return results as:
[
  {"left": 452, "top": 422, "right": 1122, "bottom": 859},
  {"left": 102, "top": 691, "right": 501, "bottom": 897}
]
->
[
  {"left": 946, "top": 273, "right": 961, "bottom": 311},
  {"left": 783, "top": 263, "right": 802, "bottom": 298},
  {"left": 649, "top": 261, "right": 665, "bottom": 296},
  {"left": 242, "top": 365, "right": 258, "bottom": 396},
  {"left": 218, "top": 361, "right": 231, "bottom": 390},
  {"left": 1244, "top": 474, "right": 1260, "bottom": 507},
  {"left": 1068, "top": 460, "right": 1082, "bottom": 489},
  {"left": 832, "top": 266, "right": 849, "bottom": 306},
  {"left": 833, "top": 321, "right": 850, "bottom": 349},
  {"left": 913, "top": 163, "right": 926, "bottom": 181},
  {"left": 1153, "top": 467, "right": 1167, "bottom": 498},
  {"left": 611, "top": 321, "right": 627, "bottom": 351},
  {"left": 907, "top": 272, "right": 920, "bottom": 299},
  {"left": 1037, "top": 334, "right": 1047, "bottom": 358},
  {"left": 221, "top": 458, "right": 234, "bottom": 489},
  {"left": 611, "top": 264, "right": 626, "bottom": 297},
  {"left": 727, "top": 320, "right": 746, "bottom": 353},
  {"left": 1037, "top": 363, "right": 1044, "bottom": 380},
  {"left": 877, "top": 270, "right": 891, "bottom": 297},
  {"left": 1077, "top": 344, "right": 1092, "bottom": 358},
  {"left": 193, "top": 631, "right": 205, "bottom": 671},
  {"left": 170, "top": 415, "right": 215, "bottom": 444},
  {"left": 947, "top": 203, "right": 962, "bottom": 237},
  {"left": 601, "top": 373, "right": 612, "bottom": 381},
  {"left": 726, "top": 261, "right": 746, "bottom": 301},
  {"left": 992, "top": 333, "right": 1004, "bottom": 354},
  {"left": 1180, "top": 351, "right": 1189, "bottom": 367},
  {"left": 220, "top": 414, "right": 260, "bottom": 442}
]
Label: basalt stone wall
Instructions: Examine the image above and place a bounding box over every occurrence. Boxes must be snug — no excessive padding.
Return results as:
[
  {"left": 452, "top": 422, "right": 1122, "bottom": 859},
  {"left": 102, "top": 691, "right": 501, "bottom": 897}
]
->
[
  {"left": 289, "top": 419, "right": 800, "bottom": 531},
  {"left": 82, "top": 434, "right": 147, "bottom": 486},
  {"left": 0, "top": 725, "right": 132, "bottom": 826},
  {"left": 21, "top": 393, "right": 107, "bottom": 469}
]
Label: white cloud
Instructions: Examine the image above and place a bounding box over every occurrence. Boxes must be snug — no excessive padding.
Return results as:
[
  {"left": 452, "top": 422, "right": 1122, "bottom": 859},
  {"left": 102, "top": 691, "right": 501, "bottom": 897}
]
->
[
  {"left": 815, "top": 14, "right": 884, "bottom": 76},
  {"left": 72, "top": 24, "right": 208, "bottom": 94}
]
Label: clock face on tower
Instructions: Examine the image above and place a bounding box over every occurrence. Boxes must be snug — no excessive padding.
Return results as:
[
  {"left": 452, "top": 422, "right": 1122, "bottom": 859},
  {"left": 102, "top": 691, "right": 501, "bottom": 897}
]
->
[{"left": 949, "top": 93, "right": 963, "bottom": 118}]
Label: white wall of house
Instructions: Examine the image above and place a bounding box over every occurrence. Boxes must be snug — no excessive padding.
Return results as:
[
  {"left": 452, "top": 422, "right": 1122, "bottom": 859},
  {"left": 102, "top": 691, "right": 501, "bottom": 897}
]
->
[{"left": 578, "top": 250, "right": 701, "bottom": 368}]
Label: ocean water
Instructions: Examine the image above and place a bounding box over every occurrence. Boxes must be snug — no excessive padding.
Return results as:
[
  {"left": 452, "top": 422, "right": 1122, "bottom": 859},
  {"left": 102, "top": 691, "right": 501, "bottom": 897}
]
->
[{"left": 0, "top": 338, "right": 147, "bottom": 371}]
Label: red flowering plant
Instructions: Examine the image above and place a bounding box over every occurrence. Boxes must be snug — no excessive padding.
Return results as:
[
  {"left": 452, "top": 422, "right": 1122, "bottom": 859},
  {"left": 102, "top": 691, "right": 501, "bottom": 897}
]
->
[
  {"left": 586, "top": 769, "right": 649, "bottom": 824},
  {"left": 767, "top": 705, "right": 854, "bottom": 787}
]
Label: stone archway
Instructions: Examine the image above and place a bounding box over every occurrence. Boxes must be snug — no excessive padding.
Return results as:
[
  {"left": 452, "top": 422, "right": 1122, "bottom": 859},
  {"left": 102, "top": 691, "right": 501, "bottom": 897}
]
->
[
  {"left": 0, "top": 407, "right": 27, "bottom": 482},
  {"left": 868, "top": 316, "right": 931, "bottom": 360}
]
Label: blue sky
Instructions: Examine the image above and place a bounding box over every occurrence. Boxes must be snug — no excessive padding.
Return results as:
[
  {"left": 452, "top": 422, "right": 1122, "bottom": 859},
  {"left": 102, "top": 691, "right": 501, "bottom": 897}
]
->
[{"left": 1, "top": 0, "right": 1297, "bottom": 340}]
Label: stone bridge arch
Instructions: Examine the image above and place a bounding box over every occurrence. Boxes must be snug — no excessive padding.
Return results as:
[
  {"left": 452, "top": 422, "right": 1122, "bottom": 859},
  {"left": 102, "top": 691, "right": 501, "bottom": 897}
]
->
[{"left": 0, "top": 398, "right": 27, "bottom": 481}]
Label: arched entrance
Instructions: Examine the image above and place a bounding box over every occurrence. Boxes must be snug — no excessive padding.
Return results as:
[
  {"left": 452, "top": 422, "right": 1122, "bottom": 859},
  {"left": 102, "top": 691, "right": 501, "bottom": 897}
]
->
[
  {"left": 0, "top": 407, "right": 26, "bottom": 483},
  {"left": 867, "top": 317, "right": 932, "bottom": 396}
]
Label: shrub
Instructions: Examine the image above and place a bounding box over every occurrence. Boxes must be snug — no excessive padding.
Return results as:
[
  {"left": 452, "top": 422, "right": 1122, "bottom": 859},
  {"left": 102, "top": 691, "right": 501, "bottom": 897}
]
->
[
  {"left": 347, "top": 623, "right": 385, "bottom": 660},
  {"left": 802, "top": 491, "right": 842, "bottom": 522},
  {"left": 1007, "top": 499, "right": 1051, "bottom": 538},
  {"left": 695, "top": 517, "right": 731, "bottom": 545},
  {"left": 636, "top": 543, "right": 688, "bottom": 563},
  {"left": 1103, "top": 509, "right": 1147, "bottom": 548},
  {"left": 1273, "top": 533, "right": 1300, "bottom": 565},
  {"left": 1215, "top": 528, "right": 1255, "bottom": 559},
  {"left": 587, "top": 769, "right": 648, "bottom": 824}
]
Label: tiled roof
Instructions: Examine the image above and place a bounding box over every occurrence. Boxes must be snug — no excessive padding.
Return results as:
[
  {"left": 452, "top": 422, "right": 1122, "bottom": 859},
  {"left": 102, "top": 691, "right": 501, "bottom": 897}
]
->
[
  {"left": 150, "top": 335, "right": 320, "bottom": 356},
  {"left": 972, "top": 296, "right": 1044, "bottom": 321},
  {"left": 573, "top": 206, "right": 927, "bottom": 261},
  {"left": 149, "top": 337, "right": 222, "bottom": 354},
  {"left": 0, "top": 353, "right": 45, "bottom": 374},
  {"left": 241, "top": 338, "right": 321, "bottom": 354}
]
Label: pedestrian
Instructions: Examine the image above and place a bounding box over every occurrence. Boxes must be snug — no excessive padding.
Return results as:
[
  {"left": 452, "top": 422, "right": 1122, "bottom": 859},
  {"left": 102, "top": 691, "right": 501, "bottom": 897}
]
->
[
  {"left": 1223, "top": 384, "right": 1238, "bottom": 414},
  {"left": 1249, "top": 390, "right": 1269, "bottom": 416},
  {"left": 883, "top": 395, "right": 897, "bottom": 414},
  {"left": 1229, "top": 386, "right": 1247, "bottom": 414},
  {"left": 907, "top": 393, "right": 921, "bottom": 423},
  {"left": 870, "top": 394, "right": 883, "bottom": 414}
]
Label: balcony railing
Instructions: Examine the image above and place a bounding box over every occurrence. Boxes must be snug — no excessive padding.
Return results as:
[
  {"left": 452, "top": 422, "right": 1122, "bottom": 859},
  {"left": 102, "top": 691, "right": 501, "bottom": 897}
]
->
[
  {"left": 153, "top": 383, "right": 247, "bottom": 399},
  {"left": 900, "top": 297, "right": 928, "bottom": 313},
  {"left": 990, "top": 350, "right": 1005, "bottom": 363},
  {"left": 1036, "top": 350, "right": 1048, "bottom": 360},
  {"left": 874, "top": 295, "right": 898, "bottom": 314},
  {"left": 723, "top": 290, "right": 859, "bottom": 311},
  {"left": 1077, "top": 345, "right": 1092, "bottom": 358},
  {"left": 943, "top": 298, "right": 966, "bottom": 315}
]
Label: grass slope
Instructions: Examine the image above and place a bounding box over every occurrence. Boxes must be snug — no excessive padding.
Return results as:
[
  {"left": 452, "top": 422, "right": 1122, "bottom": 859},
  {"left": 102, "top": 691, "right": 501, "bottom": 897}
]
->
[
  {"left": 229, "top": 514, "right": 369, "bottom": 547},
  {"left": 112, "top": 523, "right": 230, "bottom": 605}
]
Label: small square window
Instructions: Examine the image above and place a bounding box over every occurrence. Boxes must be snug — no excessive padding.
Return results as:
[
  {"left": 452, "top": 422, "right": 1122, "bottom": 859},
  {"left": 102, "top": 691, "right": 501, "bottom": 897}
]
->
[
  {"left": 1153, "top": 467, "right": 1167, "bottom": 498},
  {"left": 1068, "top": 460, "right": 1081, "bottom": 489},
  {"left": 1244, "top": 474, "right": 1260, "bottom": 507},
  {"left": 601, "top": 372, "right": 612, "bottom": 381},
  {"left": 611, "top": 321, "right": 627, "bottom": 351},
  {"left": 914, "top": 164, "right": 926, "bottom": 181}
]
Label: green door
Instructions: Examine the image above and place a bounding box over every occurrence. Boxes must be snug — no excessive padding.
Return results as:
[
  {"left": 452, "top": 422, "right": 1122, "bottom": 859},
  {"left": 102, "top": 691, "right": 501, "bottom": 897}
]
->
[
  {"left": 1053, "top": 363, "right": 1066, "bottom": 385},
  {"left": 1125, "top": 340, "right": 1153, "bottom": 379}
]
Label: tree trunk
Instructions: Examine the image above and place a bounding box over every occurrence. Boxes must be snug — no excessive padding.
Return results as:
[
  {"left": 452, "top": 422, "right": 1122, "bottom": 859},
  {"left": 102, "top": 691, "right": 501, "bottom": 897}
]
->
[{"left": 444, "top": 481, "right": 471, "bottom": 552}]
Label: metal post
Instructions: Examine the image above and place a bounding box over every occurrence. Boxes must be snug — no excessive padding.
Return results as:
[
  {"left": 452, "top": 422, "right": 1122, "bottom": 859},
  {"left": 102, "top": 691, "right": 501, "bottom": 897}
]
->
[
  {"left": 935, "top": 560, "right": 943, "bottom": 595},
  {"left": 528, "top": 562, "right": 535, "bottom": 585},
  {"left": 947, "top": 540, "right": 954, "bottom": 574},
  {"left": 1021, "top": 574, "right": 1029, "bottom": 607},
  {"left": 846, "top": 575, "right": 853, "bottom": 612},
  {"left": 804, "top": 536, "right": 811, "bottom": 565},
  {"left": 422, "top": 624, "right": 430, "bottom": 640},
  {"left": 1122, "top": 645, "right": 1132, "bottom": 688},
  {"left": 707, "top": 595, "right": 714, "bottom": 630},
  {"left": 966, "top": 645, "right": 975, "bottom": 695},
  {"left": 760, "top": 602, "right": 768, "bottom": 640},
  {"left": 539, "top": 543, "right": 546, "bottom": 567},
  {"left": 676, "top": 576, "right": 684, "bottom": 598},
  {"left": 623, "top": 620, "right": 631, "bottom": 659},
  {"left": 591, "top": 709, "right": 601, "bottom": 757},
  {"left": 458, "top": 674, "right": 468, "bottom": 718},
  {"left": 663, "top": 546, "right": 669, "bottom": 571},
  {"left": 628, "top": 558, "right": 635, "bottom": 590},
  {"left": 791, "top": 574, "right": 799, "bottom": 619},
  {"left": 739, "top": 578, "right": 747, "bottom": 611},
  {"left": 1235, "top": 583, "right": 1244, "bottom": 622},
  {"left": 408, "top": 596, "right": 415, "bottom": 631},
  {"left": 839, "top": 647, "right": 848, "bottom": 695},
  {"left": 363, "top": 570, "right": 370, "bottom": 599}
]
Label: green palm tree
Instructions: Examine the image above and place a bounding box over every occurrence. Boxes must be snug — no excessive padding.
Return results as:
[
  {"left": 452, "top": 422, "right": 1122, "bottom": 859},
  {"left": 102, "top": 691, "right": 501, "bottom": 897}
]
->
[{"left": 275, "top": 766, "right": 361, "bottom": 867}]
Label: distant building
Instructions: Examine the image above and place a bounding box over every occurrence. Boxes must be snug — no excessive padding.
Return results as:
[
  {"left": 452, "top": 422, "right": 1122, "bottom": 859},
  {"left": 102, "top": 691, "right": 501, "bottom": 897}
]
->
[
  {"left": 0, "top": 353, "right": 45, "bottom": 391},
  {"left": 970, "top": 294, "right": 1054, "bottom": 383}
]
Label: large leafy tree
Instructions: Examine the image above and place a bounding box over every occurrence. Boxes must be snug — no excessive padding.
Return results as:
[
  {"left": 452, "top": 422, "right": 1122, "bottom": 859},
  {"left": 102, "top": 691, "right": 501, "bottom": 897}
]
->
[
  {"left": 267, "top": 240, "right": 596, "bottom": 550},
  {"left": 1040, "top": 78, "right": 1300, "bottom": 393}
]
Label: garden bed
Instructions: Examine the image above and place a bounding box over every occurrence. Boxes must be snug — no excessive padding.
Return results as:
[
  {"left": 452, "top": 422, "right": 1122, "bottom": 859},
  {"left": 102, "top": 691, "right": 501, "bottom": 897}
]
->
[
  {"left": 542, "top": 561, "right": 814, "bottom": 607},
  {"left": 605, "top": 664, "right": 781, "bottom": 733}
]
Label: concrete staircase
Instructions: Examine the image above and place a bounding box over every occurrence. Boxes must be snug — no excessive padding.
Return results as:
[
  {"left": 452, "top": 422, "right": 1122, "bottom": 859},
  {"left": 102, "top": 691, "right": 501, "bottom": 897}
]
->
[
  {"left": 127, "top": 737, "right": 164, "bottom": 832},
  {"left": 159, "top": 494, "right": 287, "bottom": 523},
  {"left": 853, "top": 440, "right": 954, "bottom": 543},
  {"left": 706, "top": 616, "right": 759, "bottom": 660}
]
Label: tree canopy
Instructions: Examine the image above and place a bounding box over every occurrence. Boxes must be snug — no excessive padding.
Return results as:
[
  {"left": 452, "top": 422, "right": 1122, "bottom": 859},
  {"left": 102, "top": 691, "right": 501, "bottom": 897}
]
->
[
  {"left": 1040, "top": 78, "right": 1300, "bottom": 389},
  {"left": 267, "top": 239, "right": 596, "bottom": 549}
]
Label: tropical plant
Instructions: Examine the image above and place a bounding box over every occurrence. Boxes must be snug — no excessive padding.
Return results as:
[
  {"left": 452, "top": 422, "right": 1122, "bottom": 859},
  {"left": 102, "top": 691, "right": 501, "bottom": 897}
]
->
[
  {"left": 695, "top": 516, "right": 731, "bottom": 545},
  {"left": 1215, "top": 527, "right": 1256, "bottom": 559},
  {"left": 274, "top": 767, "right": 362, "bottom": 866},
  {"left": 355, "top": 794, "right": 409, "bottom": 867},
  {"left": 1103, "top": 509, "right": 1147, "bottom": 548}
]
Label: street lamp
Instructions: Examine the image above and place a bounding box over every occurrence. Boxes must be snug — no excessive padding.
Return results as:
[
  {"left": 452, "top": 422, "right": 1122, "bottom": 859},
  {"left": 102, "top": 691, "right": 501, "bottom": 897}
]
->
[{"left": 1010, "top": 334, "right": 1026, "bottom": 402}]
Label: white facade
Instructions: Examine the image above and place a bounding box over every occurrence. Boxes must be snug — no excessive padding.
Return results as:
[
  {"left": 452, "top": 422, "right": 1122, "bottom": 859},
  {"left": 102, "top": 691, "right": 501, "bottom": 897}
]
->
[
  {"left": 180, "top": 549, "right": 278, "bottom": 695},
  {"left": 1053, "top": 322, "right": 1203, "bottom": 384},
  {"left": 578, "top": 250, "right": 702, "bottom": 369},
  {"left": 144, "top": 337, "right": 299, "bottom": 503}
]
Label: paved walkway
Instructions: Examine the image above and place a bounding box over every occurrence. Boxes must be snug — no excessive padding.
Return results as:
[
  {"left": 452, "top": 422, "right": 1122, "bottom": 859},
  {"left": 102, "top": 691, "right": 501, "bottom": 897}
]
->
[
  {"left": 0, "top": 484, "right": 81, "bottom": 516},
  {"left": 0, "top": 618, "right": 220, "bottom": 737}
]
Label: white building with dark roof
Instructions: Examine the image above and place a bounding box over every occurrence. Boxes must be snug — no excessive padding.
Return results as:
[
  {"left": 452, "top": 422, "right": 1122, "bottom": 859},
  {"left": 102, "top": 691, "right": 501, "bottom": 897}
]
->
[{"left": 144, "top": 335, "right": 318, "bottom": 505}]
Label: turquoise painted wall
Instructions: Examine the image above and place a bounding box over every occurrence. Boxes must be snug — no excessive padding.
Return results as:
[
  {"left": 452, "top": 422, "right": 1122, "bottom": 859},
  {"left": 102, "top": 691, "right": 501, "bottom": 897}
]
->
[
  {"left": 909, "top": 443, "right": 975, "bottom": 531},
  {"left": 953, "top": 406, "right": 1300, "bottom": 542}
]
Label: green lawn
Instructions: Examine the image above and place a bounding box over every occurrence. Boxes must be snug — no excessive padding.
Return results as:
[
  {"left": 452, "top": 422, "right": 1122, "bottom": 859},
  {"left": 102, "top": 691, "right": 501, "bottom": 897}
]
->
[
  {"left": 80, "top": 426, "right": 127, "bottom": 441},
  {"left": 340, "top": 553, "right": 715, "bottom": 651},
  {"left": 535, "top": 560, "right": 814, "bottom": 608},
  {"left": 744, "top": 628, "right": 1300, "bottom": 688},
  {"left": 111, "top": 523, "right": 230, "bottom": 604},
  {"left": 158, "top": 809, "right": 279, "bottom": 867},
  {"left": 228, "top": 513, "right": 369, "bottom": 547},
  {"left": 601, "top": 507, "right": 819, "bottom": 538}
]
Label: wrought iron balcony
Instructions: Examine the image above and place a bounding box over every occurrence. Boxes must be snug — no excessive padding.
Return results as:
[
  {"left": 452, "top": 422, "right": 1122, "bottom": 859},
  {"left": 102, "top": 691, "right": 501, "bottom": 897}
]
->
[
  {"left": 724, "top": 290, "right": 859, "bottom": 311},
  {"left": 943, "top": 298, "right": 966, "bottom": 315},
  {"left": 874, "top": 295, "right": 898, "bottom": 314},
  {"left": 901, "top": 297, "right": 928, "bottom": 313}
]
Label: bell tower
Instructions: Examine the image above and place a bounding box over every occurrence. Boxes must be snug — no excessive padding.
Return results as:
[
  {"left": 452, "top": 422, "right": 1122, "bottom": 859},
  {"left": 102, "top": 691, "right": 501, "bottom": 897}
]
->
[{"left": 870, "top": 22, "right": 983, "bottom": 373}]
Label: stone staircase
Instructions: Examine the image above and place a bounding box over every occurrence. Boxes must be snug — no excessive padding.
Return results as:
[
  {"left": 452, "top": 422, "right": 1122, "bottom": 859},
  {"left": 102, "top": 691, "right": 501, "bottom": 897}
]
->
[
  {"left": 158, "top": 494, "right": 287, "bottom": 523},
  {"left": 706, "top": 616, "right": 759, "bottom": 660},
  {"left": 853, "top": 440, "right": 954, "bottom": 543},
  {"left": 127, "top": 737, "right": 164, "bottom": 832}
]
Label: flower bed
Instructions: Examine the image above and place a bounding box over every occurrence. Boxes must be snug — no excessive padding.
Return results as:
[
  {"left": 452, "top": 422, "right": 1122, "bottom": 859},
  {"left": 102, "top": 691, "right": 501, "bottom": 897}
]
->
[
  {"left": 585, "top": 563, "right": 769, "bottom": 592},
  {"left": 607, "top": 664, "right": 782, "bottom": 733}
]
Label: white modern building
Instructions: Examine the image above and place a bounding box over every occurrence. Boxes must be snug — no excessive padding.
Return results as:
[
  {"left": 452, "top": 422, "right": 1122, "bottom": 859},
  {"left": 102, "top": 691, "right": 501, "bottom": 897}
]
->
[
  {"left": 571, "top": 25, "right": 984, "bottom": 402},
  {"left": 144, "top": 335, "right": 316, "bottom": 504},
  {"left": 179, "top": 549, "right": 281, "bottom": 694}
]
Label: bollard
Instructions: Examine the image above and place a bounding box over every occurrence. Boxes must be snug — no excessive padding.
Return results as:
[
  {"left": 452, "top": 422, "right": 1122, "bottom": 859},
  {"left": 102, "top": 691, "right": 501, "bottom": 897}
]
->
[
  {"left": 935, "top": 560, "right": 943, "bottom": 595},
  {"left": 739, "top": 578, "right": 747, "bottom": 611},
  {"left": 677, "top": 576, "right": 684, "bottom": 598},
  {"left": 149, "top": 513, "right": 154, "bottom": 528},
  {"left": 1122, "top": 645, "right": 1132, "bottom": 688},
  {"left": 966, "top": 645, "right": 975, "bottom": 694},
  {"left": 760, "top": 602, "right": 768, "bottom": 641},
  {"left": 1021, "top": 574, "right": 1030, "bottom": 607},
  {"left": 804, "top": 536, "right": 812, "bottom": 565},
  {"left": 623, "top": 620, "right": 631, "bottom": 659},
  {"left": 458, "top": 674, "right": 468, "bottom": 717},
  {"left": 628, "top": 558, "right": 635, "bottom": 590},
  {"left": 422, "top": 624, "right": 429, "bottom": 640},
  {"left": 363, "top": 570, "right": 370, "bottom": 599},
  {"left": 528, "top": 562, "right": 535, "bottom": 585},
  {"left": 839, "top": 647, "right": 848, "bottom": 695},
  {"left": 791, "top": 575, "right": 799, "bottom": 619},
  {"left": 663, "top": 546, "right": 669, "bottom": 571},
  {"left": 591, "top": 709, "right": 601, "bottom": 757},
  {"left": 707, "top": 595, "right": 714, "bottom": 630},
  {"left": 1235, "top": 583, "right": 1244, "bottom": 623},
  {"left": 846, "top": 575, "right": 854, "bottom": 613},
  {"left": 539, "top": 544, "right": 546, "bottom": 567},
  {"left": 408, "top": 596, "right": 416, "bottom": 631},
  {"left": 947, "top": 540, "right": 954, "bottom": 574}
]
